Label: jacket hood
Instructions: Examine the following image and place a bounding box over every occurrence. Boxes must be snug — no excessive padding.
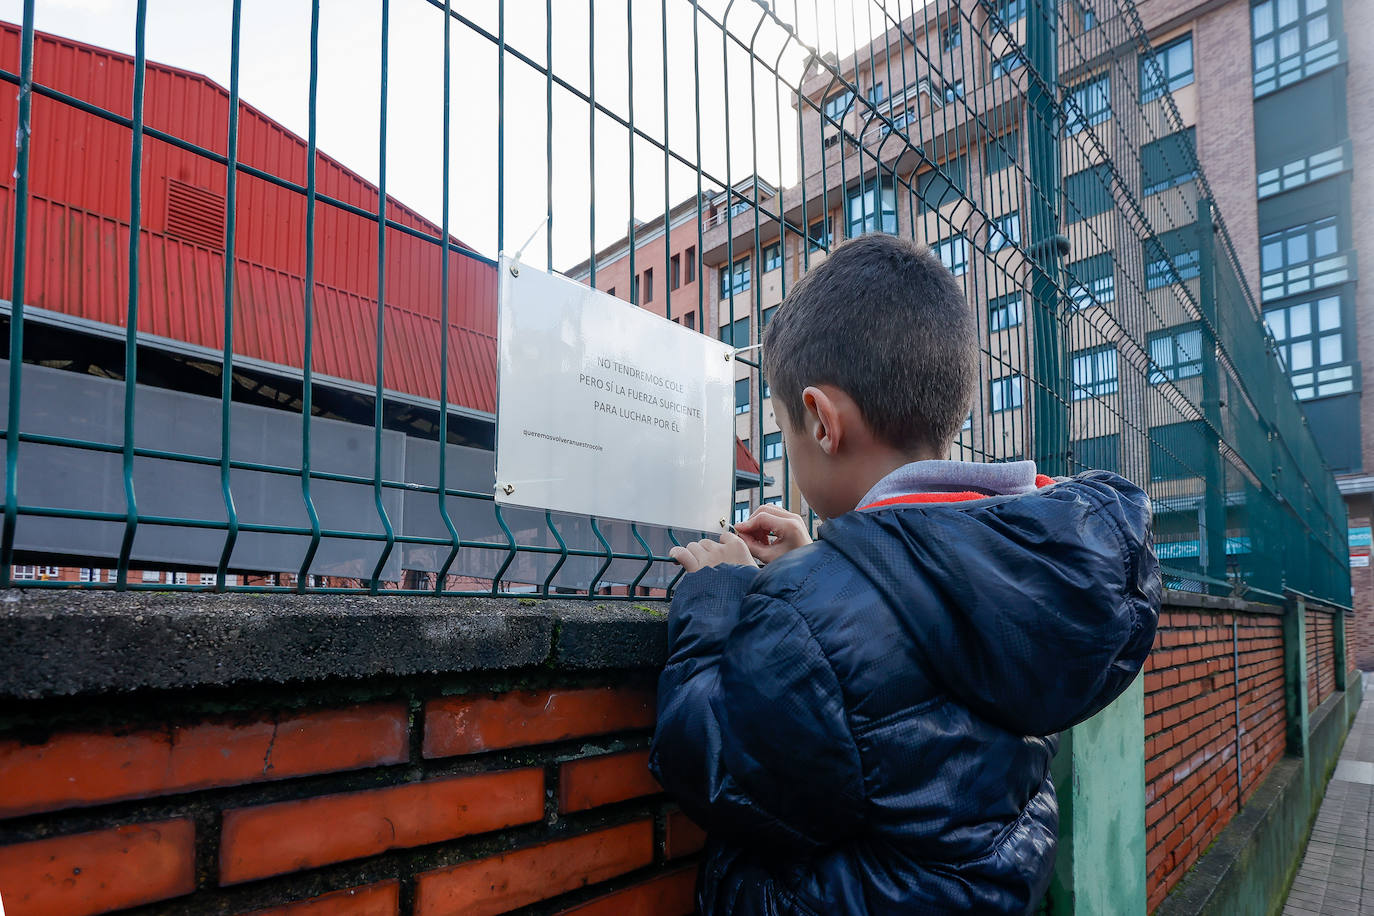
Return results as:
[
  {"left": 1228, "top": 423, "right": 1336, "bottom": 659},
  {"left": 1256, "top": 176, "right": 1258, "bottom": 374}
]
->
[{"left": 819, "top": 470, "right": 1160, "bottom": 736}]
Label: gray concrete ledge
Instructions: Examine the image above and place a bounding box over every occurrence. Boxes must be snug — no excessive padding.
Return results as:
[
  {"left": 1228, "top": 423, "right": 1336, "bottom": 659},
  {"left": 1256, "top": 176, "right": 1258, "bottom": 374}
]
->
[
  {"left": 0, "top": 591, "right": 670, "bottom": 700},
  {"left": 1162, "top": 589, "right": 1285, "bottom": 616}
]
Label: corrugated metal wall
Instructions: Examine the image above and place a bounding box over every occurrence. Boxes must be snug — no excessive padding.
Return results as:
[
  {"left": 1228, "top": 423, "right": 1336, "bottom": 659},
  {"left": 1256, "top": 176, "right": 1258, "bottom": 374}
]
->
[{"left": 0, "top": 21, "right": 497, "bottom": 413}]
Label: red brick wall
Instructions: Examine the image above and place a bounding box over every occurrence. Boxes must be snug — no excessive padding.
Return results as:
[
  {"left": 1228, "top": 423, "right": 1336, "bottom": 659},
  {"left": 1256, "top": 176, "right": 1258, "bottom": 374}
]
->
[
  {"left": 1143, "top": 607, "right": 1286, "bottom": 911},
  {"left": 1306, "top": 610, "right": 1337, "bottom": 709},
  {"left": 0, "top": 680, "right": 701, "bottom": 916}
]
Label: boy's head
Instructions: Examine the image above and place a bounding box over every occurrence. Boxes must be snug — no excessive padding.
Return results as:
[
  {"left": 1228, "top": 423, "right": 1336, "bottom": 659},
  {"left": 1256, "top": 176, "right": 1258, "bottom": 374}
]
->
[{"left": 761, "top": 233, "right": 978, "bottom": 518}]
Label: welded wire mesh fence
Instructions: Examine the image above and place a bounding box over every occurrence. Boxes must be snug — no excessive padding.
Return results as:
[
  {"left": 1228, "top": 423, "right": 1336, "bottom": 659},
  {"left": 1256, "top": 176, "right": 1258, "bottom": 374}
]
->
[{"left": 0, "top": 0, "right": 1351, "bottom": 604}]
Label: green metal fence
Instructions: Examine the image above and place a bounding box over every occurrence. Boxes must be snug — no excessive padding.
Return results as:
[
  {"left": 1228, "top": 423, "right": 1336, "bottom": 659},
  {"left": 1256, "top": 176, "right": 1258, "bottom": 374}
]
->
[{"left": 0, "top": 0, "right": 1352, "bottom": 605}]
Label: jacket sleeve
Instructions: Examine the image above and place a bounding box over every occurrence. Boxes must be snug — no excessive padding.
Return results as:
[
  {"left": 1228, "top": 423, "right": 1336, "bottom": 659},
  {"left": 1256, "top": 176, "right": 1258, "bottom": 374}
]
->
[{"left": 648, "top": 565, "right": 865, "bottom": 853}]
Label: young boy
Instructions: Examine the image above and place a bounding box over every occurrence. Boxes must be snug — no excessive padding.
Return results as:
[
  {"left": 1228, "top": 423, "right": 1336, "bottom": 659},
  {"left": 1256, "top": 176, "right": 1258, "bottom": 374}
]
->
[{"left": 649, "top": 234, "right": 1160, "bottom": 914}]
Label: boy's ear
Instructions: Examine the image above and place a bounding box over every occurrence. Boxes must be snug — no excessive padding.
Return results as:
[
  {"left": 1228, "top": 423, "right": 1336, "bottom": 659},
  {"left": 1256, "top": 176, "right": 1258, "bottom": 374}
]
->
[{"left": 801, "top": 386, "right": 843, "bottom": 455}]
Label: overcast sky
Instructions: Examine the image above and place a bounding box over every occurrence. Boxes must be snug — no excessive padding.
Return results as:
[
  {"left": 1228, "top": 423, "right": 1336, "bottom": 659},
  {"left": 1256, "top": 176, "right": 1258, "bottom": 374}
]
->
[{"left": 3, "top": 0, "right": 891, "bottom": 271}]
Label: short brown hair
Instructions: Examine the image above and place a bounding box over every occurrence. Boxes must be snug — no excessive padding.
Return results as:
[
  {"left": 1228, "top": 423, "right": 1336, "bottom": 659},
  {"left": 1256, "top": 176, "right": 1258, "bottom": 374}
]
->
[{"left": 761, "top": 233, "right": 977, "bottom": 453}]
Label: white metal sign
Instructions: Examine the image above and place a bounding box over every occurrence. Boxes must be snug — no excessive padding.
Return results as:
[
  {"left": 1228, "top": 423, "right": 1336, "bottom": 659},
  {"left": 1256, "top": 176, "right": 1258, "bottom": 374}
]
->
[{"left": 494, "top": 255, "right": 735, "bottom": 532}]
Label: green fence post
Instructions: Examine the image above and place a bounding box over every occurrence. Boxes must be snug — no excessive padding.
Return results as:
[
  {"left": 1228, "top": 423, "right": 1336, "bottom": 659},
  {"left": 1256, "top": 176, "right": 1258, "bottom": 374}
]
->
[
  {"left": 1197, "top": 199, "right": 1227, "bottom": 592},
  {"left": 1026, "top": 0, "right": 1068, "bottom": 476},
  {"left": 1048, "top": 678, "right": 1147, "bottom": 916},
  {"left": 1283, "top": 594, "right": 1309, "bottom": 759}
]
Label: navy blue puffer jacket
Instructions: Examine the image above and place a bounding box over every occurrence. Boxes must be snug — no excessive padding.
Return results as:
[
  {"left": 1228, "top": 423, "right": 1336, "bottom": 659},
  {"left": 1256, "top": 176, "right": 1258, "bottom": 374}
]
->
[{"left": 648, "top": 471, "right": 1160, "bottom": 915}]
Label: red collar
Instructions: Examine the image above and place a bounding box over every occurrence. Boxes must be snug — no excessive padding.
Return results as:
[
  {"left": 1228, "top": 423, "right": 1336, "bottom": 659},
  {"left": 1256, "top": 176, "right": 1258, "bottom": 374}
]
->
[{"left": 859, "top": 474, "right": 1056, "bottom": 510}]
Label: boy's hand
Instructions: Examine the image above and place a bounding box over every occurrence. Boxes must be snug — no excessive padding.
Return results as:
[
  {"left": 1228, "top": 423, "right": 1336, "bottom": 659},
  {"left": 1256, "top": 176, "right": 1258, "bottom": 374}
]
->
[
  {"left": 733, "top": 504, "right": 812, "bottom": 564},
  {"left": 670, "top": 532, "right": 757, "bottom": 573}
]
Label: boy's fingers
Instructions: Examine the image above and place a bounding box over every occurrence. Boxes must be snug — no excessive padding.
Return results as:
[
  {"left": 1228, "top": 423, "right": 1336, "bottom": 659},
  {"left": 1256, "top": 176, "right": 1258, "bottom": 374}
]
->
[
  {"left": 669, "top": 544, "right": 701, "bottom": 573},
  {"left": 719, "top": 531, "right": 758, "bottom": 566}
]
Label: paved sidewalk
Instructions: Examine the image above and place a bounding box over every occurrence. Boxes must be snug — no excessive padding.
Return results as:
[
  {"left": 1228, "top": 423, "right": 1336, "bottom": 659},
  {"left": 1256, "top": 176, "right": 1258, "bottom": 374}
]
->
[{"left": 1284, "top": 673, "right": 1374, "bottom": 916}]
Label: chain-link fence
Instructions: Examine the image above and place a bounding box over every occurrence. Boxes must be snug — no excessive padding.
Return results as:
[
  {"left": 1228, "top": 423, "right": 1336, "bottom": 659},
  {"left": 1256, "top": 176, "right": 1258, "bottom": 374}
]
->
[{"left": 0, "top": 0, "right": 1351, "bottom": 604}]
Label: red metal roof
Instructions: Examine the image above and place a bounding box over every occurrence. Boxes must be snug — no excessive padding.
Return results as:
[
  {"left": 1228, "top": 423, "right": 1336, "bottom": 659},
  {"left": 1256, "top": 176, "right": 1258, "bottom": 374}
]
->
[
  {"left": 735, "top": 437, "right": 762, "bottom": 477},
  {"left": 0, "top": 21, "right": 497, "bottom": 413}
]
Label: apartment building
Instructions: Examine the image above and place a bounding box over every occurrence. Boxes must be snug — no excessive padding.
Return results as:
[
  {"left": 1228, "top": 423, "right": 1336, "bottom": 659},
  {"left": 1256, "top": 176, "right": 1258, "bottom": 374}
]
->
[
  {"left": 692, "top": 0, "right": 1369, "bottom": 655},
  {"left": 561, "top": 0, "right": 1367, "bottom": 645}
]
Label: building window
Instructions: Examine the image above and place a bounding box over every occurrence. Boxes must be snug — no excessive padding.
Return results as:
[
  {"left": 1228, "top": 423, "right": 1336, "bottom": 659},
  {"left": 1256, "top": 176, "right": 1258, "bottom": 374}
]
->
[
  {"left": 1251, "top": 0, "right": 1339, "bottom": 96},
  {"left": 846, "top": 179, "right": 897, "bottom": 236},
  {"left": 989, "top": 0, "right": 1027, "bottom": 24},
  {"left": 961, "top": 411, "right": 973, "bottom": 431},
  {"left": 1063, "top": 164, "right": 1113, "bottom": 223},
  {"left": 1144, "top": 224, "right": 1201, "bottom": 290},
  {"left": 142, "top": 570, "right": 160, "bottom": 582},
  {"left": 763, "top": 240, "right": 782, "bottom": 272},
  {"left": 1148, "top": 324, "right": 1204, "bottom": 384},
  {"left": 763, "top": 432, "right": 784, "bottom": 461},
  {"left": 1072, "top": 434, "right": 1120, "bottom": 474},
  {"left": 943, "top": 80, "right": 965, "bottom": 104},
  {"left": 1066, "top": 253, "right": 1115, "bottom": 309},
  {"left": 740, "top": 437, "right": 750, "bottom": 455},
  {"left": 630, "top": 274, "right": 639, "bottom": 304},
  {"left": 762, "top": 376, "right": 771, "bottom": 398},
  {"left": 1141, "top": 127, "right": 1197, "bottom": 196},
  {"left": 685, "top": 246, "right": 696, "bottom": 283},
  {"left": 989, "top": 292, "right": 1024, "bottom": 330},
  {"left": 1071, "top": 345, "right": 1119, "bottom": 399},
  {"left": 762, "top": 305, "right": 778, "bottom": 328},
  {"left": 1065, "top": 73, "right": 1111, "bottom": 135},
  {"left": 1259, "top": 216, "right": 1347, "bottom": 302},
  {"left": 823, "top": 89, "right": 854, "bottom": 123},
  {"left": 987, "top": 211, "right": 1021, "bottom": 253},
  {"left": 808, "top": 218, "right": 830, "bottom": 252},
  {"left": 990, "top": 47, "right": 1026, "bottom": 79},
  {"left": 683, "top": 312, "right": 696, "bottom": 331},
  {"left": 168, "top": 571, "right": 188, "bottom": 585},
  {"left": 643, "top": 267, "right": 654, "bottom": 303},
  {"left": 735, "top": 378, "right": 751, "bottom": 414},
  {"left": 670, "top": 254, "right": 681, "bottom": 290},
  {"left": 1140, "top": 33, "right": 1194, "bottom": 102},
  {"left": 917, "top": 155, "right": 967, "bottom": 212},
  {"left": 200, "top": 573, "right": 218, "bottom": 585},
  {"left": 1257, "top": 144, "right": 1348, "bottom": 198},
  {"left": 721, "top": 316, "right": 750, "bottom": 349},
  {"left": 932, "top": 234, "right": 969, "bottom": 276},
  {"left": 1076, "top": 1, "right": 1098, "bottom": 31},
  {"left": 79, "top": 568, "right": 99, "bottom": 582},
  {"left": 1264, "top": 294, "right": 1354, "bottom": 399},
  {"left": 990, "top": 375, "right": 1024, "bottom": 412},
  {"left": 727, "top": 198, "right": 752, "bottom": 219},
  {"left": 734, "top": 501, "right": 751, "bottom": 524},
  {"left": 1149, "top": 420, "right": 1208, "bottom": 481},
  {"left": 763, "top": 496, "right": 782, "bottom": 506},
  {"left": 869, "top": 82, "right": 887, "bottom": 106},
  {"left": 719, "top": 256, "right": 751, "bottom": 298},
  {"left": 986, "top": 131, "right": 1017, "bottom": 173},
  {"left": 943, "top": 22, "right": 961, "bottom": 50},
  {"left": 607, "top": 286, "right": 616, "bottom": 298},
  {"left": 12, "top": 565, "right": 34, "bottom": 580}
]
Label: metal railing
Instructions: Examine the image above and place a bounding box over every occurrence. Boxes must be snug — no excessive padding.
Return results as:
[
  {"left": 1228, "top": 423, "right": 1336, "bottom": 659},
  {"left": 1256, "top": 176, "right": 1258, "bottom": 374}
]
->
[{"left": 0, "top": 0, "right": 1351, "bottom": 605}]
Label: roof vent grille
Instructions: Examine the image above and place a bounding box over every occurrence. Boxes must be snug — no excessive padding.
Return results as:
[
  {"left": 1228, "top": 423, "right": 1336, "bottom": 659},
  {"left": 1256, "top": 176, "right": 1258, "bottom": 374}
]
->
[{"left": 165, "top": 178, "right": 225, "bottom": 250}]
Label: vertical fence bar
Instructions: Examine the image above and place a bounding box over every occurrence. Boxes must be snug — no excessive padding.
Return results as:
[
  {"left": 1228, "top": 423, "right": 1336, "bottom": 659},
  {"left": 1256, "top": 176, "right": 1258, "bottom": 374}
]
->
[
  {"left": 296, "top": 0, "right": 323, "bottom": 592},
  {"left": 1197, "top": 198, "right": 1227, "bottom": 592},
  {"left": 434, "top": 0, "right": 461, "bottom": 594},
  {"left": 368, "top": 0, "right": 397, "bottom": 592},
  {"left": 546, "top": 0, "right": 554, "bottom": 271},
  {"left": 1, "top": 0, "right": 36, "bottom": 588},
  {"left": 216, "top": 0, "right": 244, "bottom": 586},
  {"left": 587, "top": 0, "right": 596, "bottom": 286},
  {"left": 115, "top": 0, "right": 150, "bottom": 590},
  {"left": 1025, "top": 0, "right": 1067, "bottom": 476},
  {"left": 1233, "top": 615, "right": 1244, "bottom": 807}
]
